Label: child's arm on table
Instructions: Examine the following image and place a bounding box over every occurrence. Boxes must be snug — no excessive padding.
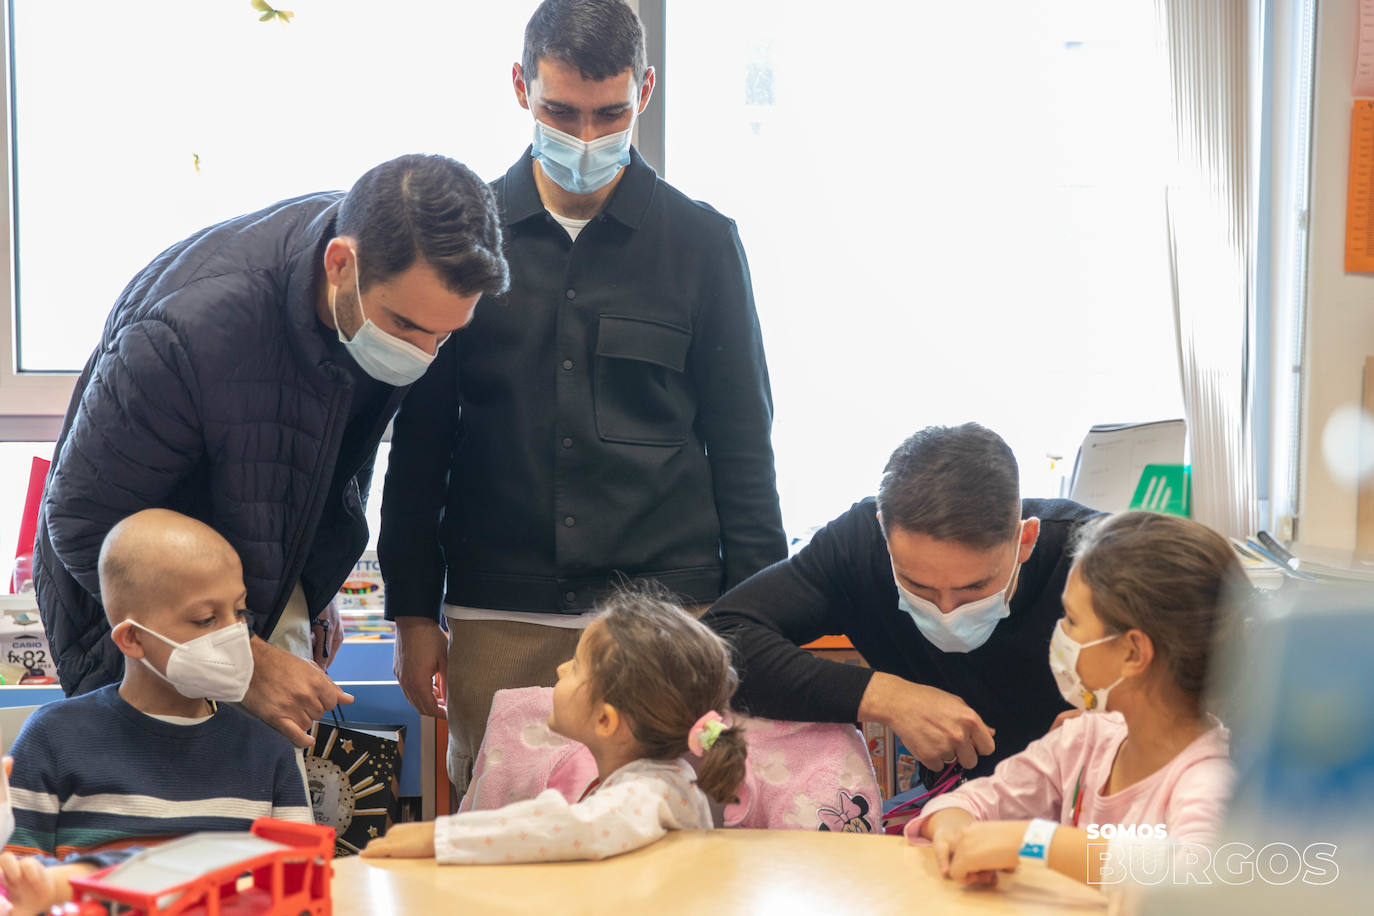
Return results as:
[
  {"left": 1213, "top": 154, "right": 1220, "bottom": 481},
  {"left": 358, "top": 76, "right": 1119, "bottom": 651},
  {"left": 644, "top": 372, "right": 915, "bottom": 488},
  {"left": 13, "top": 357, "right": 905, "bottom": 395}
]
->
[
  {"left": 0, "top": 854, "right": 96, "bottom": 916},
  {"left": 931, "top": 820, "right": 1102, "bottom": 885},
  {"left": 364, "top": 778, "right": 683, "bottom": 865}
]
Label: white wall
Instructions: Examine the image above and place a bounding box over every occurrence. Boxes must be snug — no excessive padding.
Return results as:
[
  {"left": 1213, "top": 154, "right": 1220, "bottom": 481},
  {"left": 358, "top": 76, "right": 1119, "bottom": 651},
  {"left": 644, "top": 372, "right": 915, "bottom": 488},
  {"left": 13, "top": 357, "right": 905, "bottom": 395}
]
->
[{"left": 1301, "top": 0, "right": 1374, "bottom": 549}]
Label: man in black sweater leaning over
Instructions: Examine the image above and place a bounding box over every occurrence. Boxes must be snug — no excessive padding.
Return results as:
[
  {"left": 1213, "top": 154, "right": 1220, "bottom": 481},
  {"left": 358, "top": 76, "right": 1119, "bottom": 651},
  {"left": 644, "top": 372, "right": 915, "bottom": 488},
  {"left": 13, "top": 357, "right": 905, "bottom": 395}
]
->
[{"left": 704, "top": 423, "right": 1101, "bottom": 782}]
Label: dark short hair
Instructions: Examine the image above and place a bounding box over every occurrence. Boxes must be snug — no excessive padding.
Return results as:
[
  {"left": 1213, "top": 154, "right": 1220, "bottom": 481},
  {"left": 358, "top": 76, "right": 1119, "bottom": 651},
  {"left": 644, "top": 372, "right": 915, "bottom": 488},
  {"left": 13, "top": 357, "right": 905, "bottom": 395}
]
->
[
  {"left": 337, "top": 154, "right": 508, "bottom": 297},
  {"left": 1071, "top": 512, "right": 1247, "bottom": 709},
  {"left": 522, "top": 0, "right": 648, "bottom": 85},
  {"left": 876, "top": 423, "right": 1021, "bottom": 549}
]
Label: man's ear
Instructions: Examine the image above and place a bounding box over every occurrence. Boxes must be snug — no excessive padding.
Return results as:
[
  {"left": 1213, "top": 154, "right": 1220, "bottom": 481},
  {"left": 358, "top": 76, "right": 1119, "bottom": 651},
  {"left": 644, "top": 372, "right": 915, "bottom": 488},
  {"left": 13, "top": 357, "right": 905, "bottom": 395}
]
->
[
  {"left": 110, "top": 621, "right": 144, "bottom": 660},
  {"left": 322, "top": 237, "right": 358, "bottom": 293},
  {"left": 1017, "top": 517, "right": 1041, "bottom": 564},
  {"left": 635, "top": 67, "right": 656, "bottom": 114},
  {"left": 513, "top": 62, "right": 531, "bottom": 110}
]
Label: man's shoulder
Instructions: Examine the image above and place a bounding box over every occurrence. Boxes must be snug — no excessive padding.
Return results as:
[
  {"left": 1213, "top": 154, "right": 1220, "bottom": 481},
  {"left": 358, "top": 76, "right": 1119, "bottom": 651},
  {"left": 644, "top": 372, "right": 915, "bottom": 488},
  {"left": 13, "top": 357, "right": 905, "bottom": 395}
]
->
[
  {"left": 820, "top": 498, "right": 882, "bottom": 539},
  {"left": 651, "top": 177, "right": 736, "bottom": 233},
  {"left": 115, "top": 192, "right": 338, "bottom": 328},
  {"left": 1023, "top": 498, "right": 1103, "bottom": 532},
  {"left": 798, "top": 498, "right": 885, "bottom": 567}
]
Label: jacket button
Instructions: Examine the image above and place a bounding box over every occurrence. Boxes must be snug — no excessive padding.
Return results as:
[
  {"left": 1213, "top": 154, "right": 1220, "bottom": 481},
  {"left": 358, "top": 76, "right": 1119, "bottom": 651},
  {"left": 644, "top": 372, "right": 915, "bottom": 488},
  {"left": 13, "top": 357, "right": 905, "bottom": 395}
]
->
[
  {"left": 562, "top": 437, "right": 574, "bottom": 448},
  {"left": 564, "top": 516, "right": 576, "bottom": 527},
  {"left": 562, "top": 359, "right": 574, "bottom": 370},
  {"left": 565, "top": 591, "right": 577, "bottom": 603},
  {"left": 565, "top": 288, "right": 577, "bottom": 300}
]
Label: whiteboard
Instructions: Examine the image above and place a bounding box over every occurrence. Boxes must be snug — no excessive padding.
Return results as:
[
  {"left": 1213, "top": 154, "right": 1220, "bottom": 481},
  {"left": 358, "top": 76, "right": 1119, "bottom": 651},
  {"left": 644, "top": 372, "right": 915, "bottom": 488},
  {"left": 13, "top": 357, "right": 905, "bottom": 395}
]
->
[{"left": 1067, "top": 419, "right": 1187, "bottom": 513}]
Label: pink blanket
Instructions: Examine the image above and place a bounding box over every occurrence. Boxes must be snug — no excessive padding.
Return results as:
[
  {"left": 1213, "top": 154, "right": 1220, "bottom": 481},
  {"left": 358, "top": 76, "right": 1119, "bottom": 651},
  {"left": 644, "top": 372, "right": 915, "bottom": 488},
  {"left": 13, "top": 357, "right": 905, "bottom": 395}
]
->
[{"left": 462, "top": 686, "right": 881, "bottom": 833}]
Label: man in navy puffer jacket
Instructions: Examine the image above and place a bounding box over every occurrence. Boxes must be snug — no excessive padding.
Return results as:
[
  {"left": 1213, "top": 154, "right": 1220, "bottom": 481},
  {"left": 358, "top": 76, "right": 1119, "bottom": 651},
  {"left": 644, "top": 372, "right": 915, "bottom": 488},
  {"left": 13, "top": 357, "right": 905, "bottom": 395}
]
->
[{"left": 34, "top": 153, "right": 508, "bottom": 747}]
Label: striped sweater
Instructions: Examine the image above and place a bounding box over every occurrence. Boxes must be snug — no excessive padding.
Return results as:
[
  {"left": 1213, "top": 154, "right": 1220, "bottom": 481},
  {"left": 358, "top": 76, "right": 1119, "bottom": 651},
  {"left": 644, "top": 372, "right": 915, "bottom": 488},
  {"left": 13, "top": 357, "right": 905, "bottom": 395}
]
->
[{"left": 5, "top": 685, "right": 312, "bottom": 858}]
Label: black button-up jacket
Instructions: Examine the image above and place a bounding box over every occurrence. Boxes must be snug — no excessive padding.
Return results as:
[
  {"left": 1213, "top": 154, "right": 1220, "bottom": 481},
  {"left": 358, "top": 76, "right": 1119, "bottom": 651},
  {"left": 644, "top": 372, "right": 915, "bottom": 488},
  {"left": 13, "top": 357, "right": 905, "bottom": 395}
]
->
[{"left": 379, "top": 148, "right": 786, "bottom": 618}]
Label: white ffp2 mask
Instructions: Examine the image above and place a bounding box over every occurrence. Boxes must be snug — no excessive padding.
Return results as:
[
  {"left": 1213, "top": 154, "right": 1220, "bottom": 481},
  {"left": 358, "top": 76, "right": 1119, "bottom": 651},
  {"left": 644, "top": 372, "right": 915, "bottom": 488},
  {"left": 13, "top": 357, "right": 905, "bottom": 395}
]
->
[
  {"left": 121, "top": 620, "right": 255, "bottom": 702},
  {"left": 1048, "top": 620, "right": 1123, "bottom": 711}
]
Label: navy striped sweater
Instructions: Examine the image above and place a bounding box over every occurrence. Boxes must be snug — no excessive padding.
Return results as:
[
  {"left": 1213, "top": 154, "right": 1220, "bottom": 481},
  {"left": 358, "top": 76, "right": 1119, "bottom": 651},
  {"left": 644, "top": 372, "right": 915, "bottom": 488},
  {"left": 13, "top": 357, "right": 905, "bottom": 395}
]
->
[{"left": 5, "top": 685, "right": 311, "bottom": 858}]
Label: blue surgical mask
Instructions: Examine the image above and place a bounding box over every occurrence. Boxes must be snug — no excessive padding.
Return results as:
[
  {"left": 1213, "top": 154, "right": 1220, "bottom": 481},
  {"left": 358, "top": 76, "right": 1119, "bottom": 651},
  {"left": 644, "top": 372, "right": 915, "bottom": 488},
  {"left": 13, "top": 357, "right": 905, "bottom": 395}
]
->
[
  {"left": 894, "top": 524, "right": 1024, "bottom": 653},
  {"left": 331, "top": 247, "right": 443, "bottom": 387},
  {"left": 531, "top": 120, "right": 632, "bottom": 195}
]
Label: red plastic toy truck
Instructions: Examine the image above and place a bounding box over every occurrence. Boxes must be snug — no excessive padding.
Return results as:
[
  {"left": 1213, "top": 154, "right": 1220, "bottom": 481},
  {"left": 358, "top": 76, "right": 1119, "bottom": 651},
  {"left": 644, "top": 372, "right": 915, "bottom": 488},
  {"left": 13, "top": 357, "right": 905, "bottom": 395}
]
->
[{"left": 60, "top": 818, "right": 334, "bottom": 916}]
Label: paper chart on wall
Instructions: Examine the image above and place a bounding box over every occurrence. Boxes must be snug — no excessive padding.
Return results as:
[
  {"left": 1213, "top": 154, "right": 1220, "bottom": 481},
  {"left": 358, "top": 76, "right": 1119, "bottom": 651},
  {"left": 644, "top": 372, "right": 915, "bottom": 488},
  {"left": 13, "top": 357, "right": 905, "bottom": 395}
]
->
[
  {"left": 1345, "top": 100, "right": 1374, "bottom": 273},
  {"left": 1359, "top": 0, "right": 1374, "bottom": 97}
]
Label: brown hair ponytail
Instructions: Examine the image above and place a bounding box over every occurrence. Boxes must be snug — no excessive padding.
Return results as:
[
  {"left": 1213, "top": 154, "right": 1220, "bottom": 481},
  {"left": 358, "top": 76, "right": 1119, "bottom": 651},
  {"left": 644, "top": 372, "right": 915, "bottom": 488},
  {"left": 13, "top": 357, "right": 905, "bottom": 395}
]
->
[
  {"left": 694, "top": 723, "right": 748, "bottom": 805},
  {"left": 582, "top": 585, "right": 749, "bottom": 805}
]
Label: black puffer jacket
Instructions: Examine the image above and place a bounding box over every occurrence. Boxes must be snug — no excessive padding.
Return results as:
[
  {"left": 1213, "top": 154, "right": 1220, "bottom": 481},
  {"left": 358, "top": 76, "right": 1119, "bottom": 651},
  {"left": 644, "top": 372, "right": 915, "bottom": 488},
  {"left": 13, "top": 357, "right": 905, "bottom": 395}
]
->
[{"left": 35, "top": 192, "right": 404, "bottom": 695}]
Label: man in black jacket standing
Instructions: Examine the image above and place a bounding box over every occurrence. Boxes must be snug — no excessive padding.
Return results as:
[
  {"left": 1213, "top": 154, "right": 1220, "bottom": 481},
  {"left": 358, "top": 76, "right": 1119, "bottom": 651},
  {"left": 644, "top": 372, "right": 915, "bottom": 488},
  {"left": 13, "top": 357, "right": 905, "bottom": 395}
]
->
[
  {"left": 380, "top": 0, "right": 785, "bottom": 795},
  {"left": 704, "top": 424, "right": 1101, "bottom": 782},
  {"left": 36, "top": 154, "right": 508, "bottom": 748}
]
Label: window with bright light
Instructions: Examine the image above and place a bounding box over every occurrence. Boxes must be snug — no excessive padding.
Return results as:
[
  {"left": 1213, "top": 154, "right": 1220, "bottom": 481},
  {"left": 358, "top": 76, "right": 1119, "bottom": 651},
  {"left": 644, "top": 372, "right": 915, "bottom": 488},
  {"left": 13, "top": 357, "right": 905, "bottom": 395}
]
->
[
  {"left": 8, "top": 0, "right": 542, "bottom": 372},
  {"left": 666, "top": 0, "right": 1182, "bottom": 534},
  {"left": 8, "top": 0, "right": 1187, "bottom": 546}
]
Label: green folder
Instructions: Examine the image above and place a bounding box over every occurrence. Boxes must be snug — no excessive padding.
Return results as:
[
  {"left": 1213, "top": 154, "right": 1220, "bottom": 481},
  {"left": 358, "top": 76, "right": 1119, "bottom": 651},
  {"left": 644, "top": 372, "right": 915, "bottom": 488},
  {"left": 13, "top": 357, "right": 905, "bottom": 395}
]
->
[{"left": 1129, "top": 464, "right": 1191, "bottom": 517}]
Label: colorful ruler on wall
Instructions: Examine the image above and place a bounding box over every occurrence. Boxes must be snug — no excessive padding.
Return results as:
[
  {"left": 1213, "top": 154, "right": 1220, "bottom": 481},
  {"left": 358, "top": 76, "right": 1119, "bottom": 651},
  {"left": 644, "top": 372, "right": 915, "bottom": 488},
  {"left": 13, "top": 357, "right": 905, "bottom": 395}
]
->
[{"left": 1345, "top": 100, "right": 1374, "bottom": 273}]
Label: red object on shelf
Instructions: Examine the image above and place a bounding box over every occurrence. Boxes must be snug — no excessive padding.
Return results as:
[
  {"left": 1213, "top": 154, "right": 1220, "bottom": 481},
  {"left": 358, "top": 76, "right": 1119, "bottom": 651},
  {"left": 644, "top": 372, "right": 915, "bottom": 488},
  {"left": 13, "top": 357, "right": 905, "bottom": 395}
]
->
[
  {"left": 65, "top": 818, "right": 335, "bottom": 916},
  {"left": 11, "top": 456, "right": 49, "bottom": 593},
  {"left": 14, "top": 457, "right": 48, "bottom": 560}
]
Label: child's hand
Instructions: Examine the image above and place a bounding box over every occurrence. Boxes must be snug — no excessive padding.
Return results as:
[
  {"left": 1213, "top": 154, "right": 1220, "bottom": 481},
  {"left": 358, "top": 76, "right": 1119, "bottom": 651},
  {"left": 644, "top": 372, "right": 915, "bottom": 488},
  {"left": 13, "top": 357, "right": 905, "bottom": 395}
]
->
[
  {"left": 922, "top": 808, "right": 974, "bottom": 871},
  {"left": 360, "top": 822, "right": 436, "bottom": 859},
  {"left": 0, "top": 852, "right": 62, "bottom": 916},
  {"left": 944, "top": 820, "right": 1028, "bottom": 885},
  {"left": 926, "top": 810, "right": 996, "bottom": 886}
]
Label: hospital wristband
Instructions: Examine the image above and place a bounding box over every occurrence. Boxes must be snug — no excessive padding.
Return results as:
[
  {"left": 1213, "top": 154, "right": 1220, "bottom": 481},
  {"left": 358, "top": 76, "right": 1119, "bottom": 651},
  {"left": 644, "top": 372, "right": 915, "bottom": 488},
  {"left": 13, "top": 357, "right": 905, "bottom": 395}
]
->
[{"left": 1017, "top": 818, "right": 1058, "bottom": 868}]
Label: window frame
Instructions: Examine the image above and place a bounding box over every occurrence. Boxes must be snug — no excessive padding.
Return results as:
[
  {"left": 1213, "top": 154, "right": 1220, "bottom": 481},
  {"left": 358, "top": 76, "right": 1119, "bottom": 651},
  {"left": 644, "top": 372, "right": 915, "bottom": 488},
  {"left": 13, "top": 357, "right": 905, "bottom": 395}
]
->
[{"left": 0, "top": 2, "right": 77, "bottom": 430}]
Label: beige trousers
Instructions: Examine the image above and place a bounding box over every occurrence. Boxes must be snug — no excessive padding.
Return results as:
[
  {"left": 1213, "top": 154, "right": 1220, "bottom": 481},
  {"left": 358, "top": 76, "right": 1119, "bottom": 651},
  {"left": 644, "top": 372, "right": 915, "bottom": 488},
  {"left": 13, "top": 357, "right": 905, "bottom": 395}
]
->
[{"left": 445, "top": 619, "right": 583, "bottom": 797}]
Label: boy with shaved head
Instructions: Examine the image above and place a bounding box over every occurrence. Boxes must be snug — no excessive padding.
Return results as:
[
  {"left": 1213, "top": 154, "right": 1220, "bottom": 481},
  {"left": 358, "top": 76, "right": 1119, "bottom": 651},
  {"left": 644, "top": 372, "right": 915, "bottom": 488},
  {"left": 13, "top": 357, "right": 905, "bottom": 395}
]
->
[{"left": 0, "top": 510, "right": 309, "bottom": 911}]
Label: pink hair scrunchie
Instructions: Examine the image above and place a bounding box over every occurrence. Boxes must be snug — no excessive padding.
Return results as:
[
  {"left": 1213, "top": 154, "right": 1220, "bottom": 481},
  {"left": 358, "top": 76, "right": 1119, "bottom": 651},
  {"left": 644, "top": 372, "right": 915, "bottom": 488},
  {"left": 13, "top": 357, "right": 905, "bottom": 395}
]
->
[{"left": 688, "top": 711, "right": 725, "bottom": 757}]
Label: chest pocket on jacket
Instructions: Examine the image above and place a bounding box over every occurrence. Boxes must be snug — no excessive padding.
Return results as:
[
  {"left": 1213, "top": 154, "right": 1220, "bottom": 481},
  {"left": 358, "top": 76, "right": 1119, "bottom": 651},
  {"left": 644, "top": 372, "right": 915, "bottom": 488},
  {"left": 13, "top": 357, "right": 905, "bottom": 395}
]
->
[{"left": 594, "top": 314, "right": 692, "bottom": 446}]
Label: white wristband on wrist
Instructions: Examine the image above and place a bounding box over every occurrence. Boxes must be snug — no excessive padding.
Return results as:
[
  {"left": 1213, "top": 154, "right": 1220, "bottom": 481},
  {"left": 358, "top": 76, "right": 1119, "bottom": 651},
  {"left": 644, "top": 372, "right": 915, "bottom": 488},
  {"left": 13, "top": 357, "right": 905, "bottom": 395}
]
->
[{"left": 1017, "top": 818, "right": 1058, "bottom": 868}]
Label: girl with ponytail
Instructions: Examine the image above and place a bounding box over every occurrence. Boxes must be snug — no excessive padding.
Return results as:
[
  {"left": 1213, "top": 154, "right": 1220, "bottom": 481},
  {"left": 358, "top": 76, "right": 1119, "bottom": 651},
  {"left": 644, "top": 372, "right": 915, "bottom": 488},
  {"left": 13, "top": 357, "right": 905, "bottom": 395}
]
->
[{"left": 363, "top": 586, "right": 747, "bottom": 863}]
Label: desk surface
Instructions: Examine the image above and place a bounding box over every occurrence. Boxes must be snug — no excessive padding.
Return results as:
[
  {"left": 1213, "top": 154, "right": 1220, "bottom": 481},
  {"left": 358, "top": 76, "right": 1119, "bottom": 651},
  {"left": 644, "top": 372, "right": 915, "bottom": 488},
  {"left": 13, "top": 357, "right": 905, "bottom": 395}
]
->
[{"left": 333, "top": 829, "right": 1108, "bottom": 915}]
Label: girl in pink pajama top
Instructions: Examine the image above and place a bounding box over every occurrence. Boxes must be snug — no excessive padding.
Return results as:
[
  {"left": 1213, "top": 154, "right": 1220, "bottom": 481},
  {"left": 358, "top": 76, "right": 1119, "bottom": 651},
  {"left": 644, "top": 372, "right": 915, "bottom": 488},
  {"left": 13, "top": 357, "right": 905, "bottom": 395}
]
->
[{"left": 907, "top": 511, "right": 1244, "bottom": 888}]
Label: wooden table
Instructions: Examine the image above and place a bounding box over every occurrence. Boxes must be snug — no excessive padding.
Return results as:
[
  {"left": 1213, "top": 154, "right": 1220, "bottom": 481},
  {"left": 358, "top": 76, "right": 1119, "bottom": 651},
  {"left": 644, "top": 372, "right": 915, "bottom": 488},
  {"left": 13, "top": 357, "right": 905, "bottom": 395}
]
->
[{"left": 332, "top": 829, "right": 1109, "bottom": 915}]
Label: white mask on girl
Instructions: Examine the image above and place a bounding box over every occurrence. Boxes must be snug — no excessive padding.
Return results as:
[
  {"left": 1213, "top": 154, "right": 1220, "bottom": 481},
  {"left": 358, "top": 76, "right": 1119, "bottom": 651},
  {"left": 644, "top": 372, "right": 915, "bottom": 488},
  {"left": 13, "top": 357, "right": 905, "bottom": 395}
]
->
[
  {"left": 1048, "top": 620, "right": 1123, "bottom": 711},
  {"left": 118, "top": 620, "right": 254, "bottom": 702}
]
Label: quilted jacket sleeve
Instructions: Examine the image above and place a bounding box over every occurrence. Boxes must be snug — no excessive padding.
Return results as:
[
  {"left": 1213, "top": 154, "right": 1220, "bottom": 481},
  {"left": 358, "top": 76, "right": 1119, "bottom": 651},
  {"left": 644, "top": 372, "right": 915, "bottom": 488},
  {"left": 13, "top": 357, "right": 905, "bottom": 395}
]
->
[{"left": 44, "top": 317, "right": 205, "bottom": 601}]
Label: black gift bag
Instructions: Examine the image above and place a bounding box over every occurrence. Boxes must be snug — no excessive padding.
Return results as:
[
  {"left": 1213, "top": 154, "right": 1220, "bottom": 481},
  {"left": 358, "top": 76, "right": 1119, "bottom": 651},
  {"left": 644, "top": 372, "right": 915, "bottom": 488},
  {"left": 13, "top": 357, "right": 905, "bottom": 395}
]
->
[{"left": 306, "top": 712, "right": 405, "bottom": 856}]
